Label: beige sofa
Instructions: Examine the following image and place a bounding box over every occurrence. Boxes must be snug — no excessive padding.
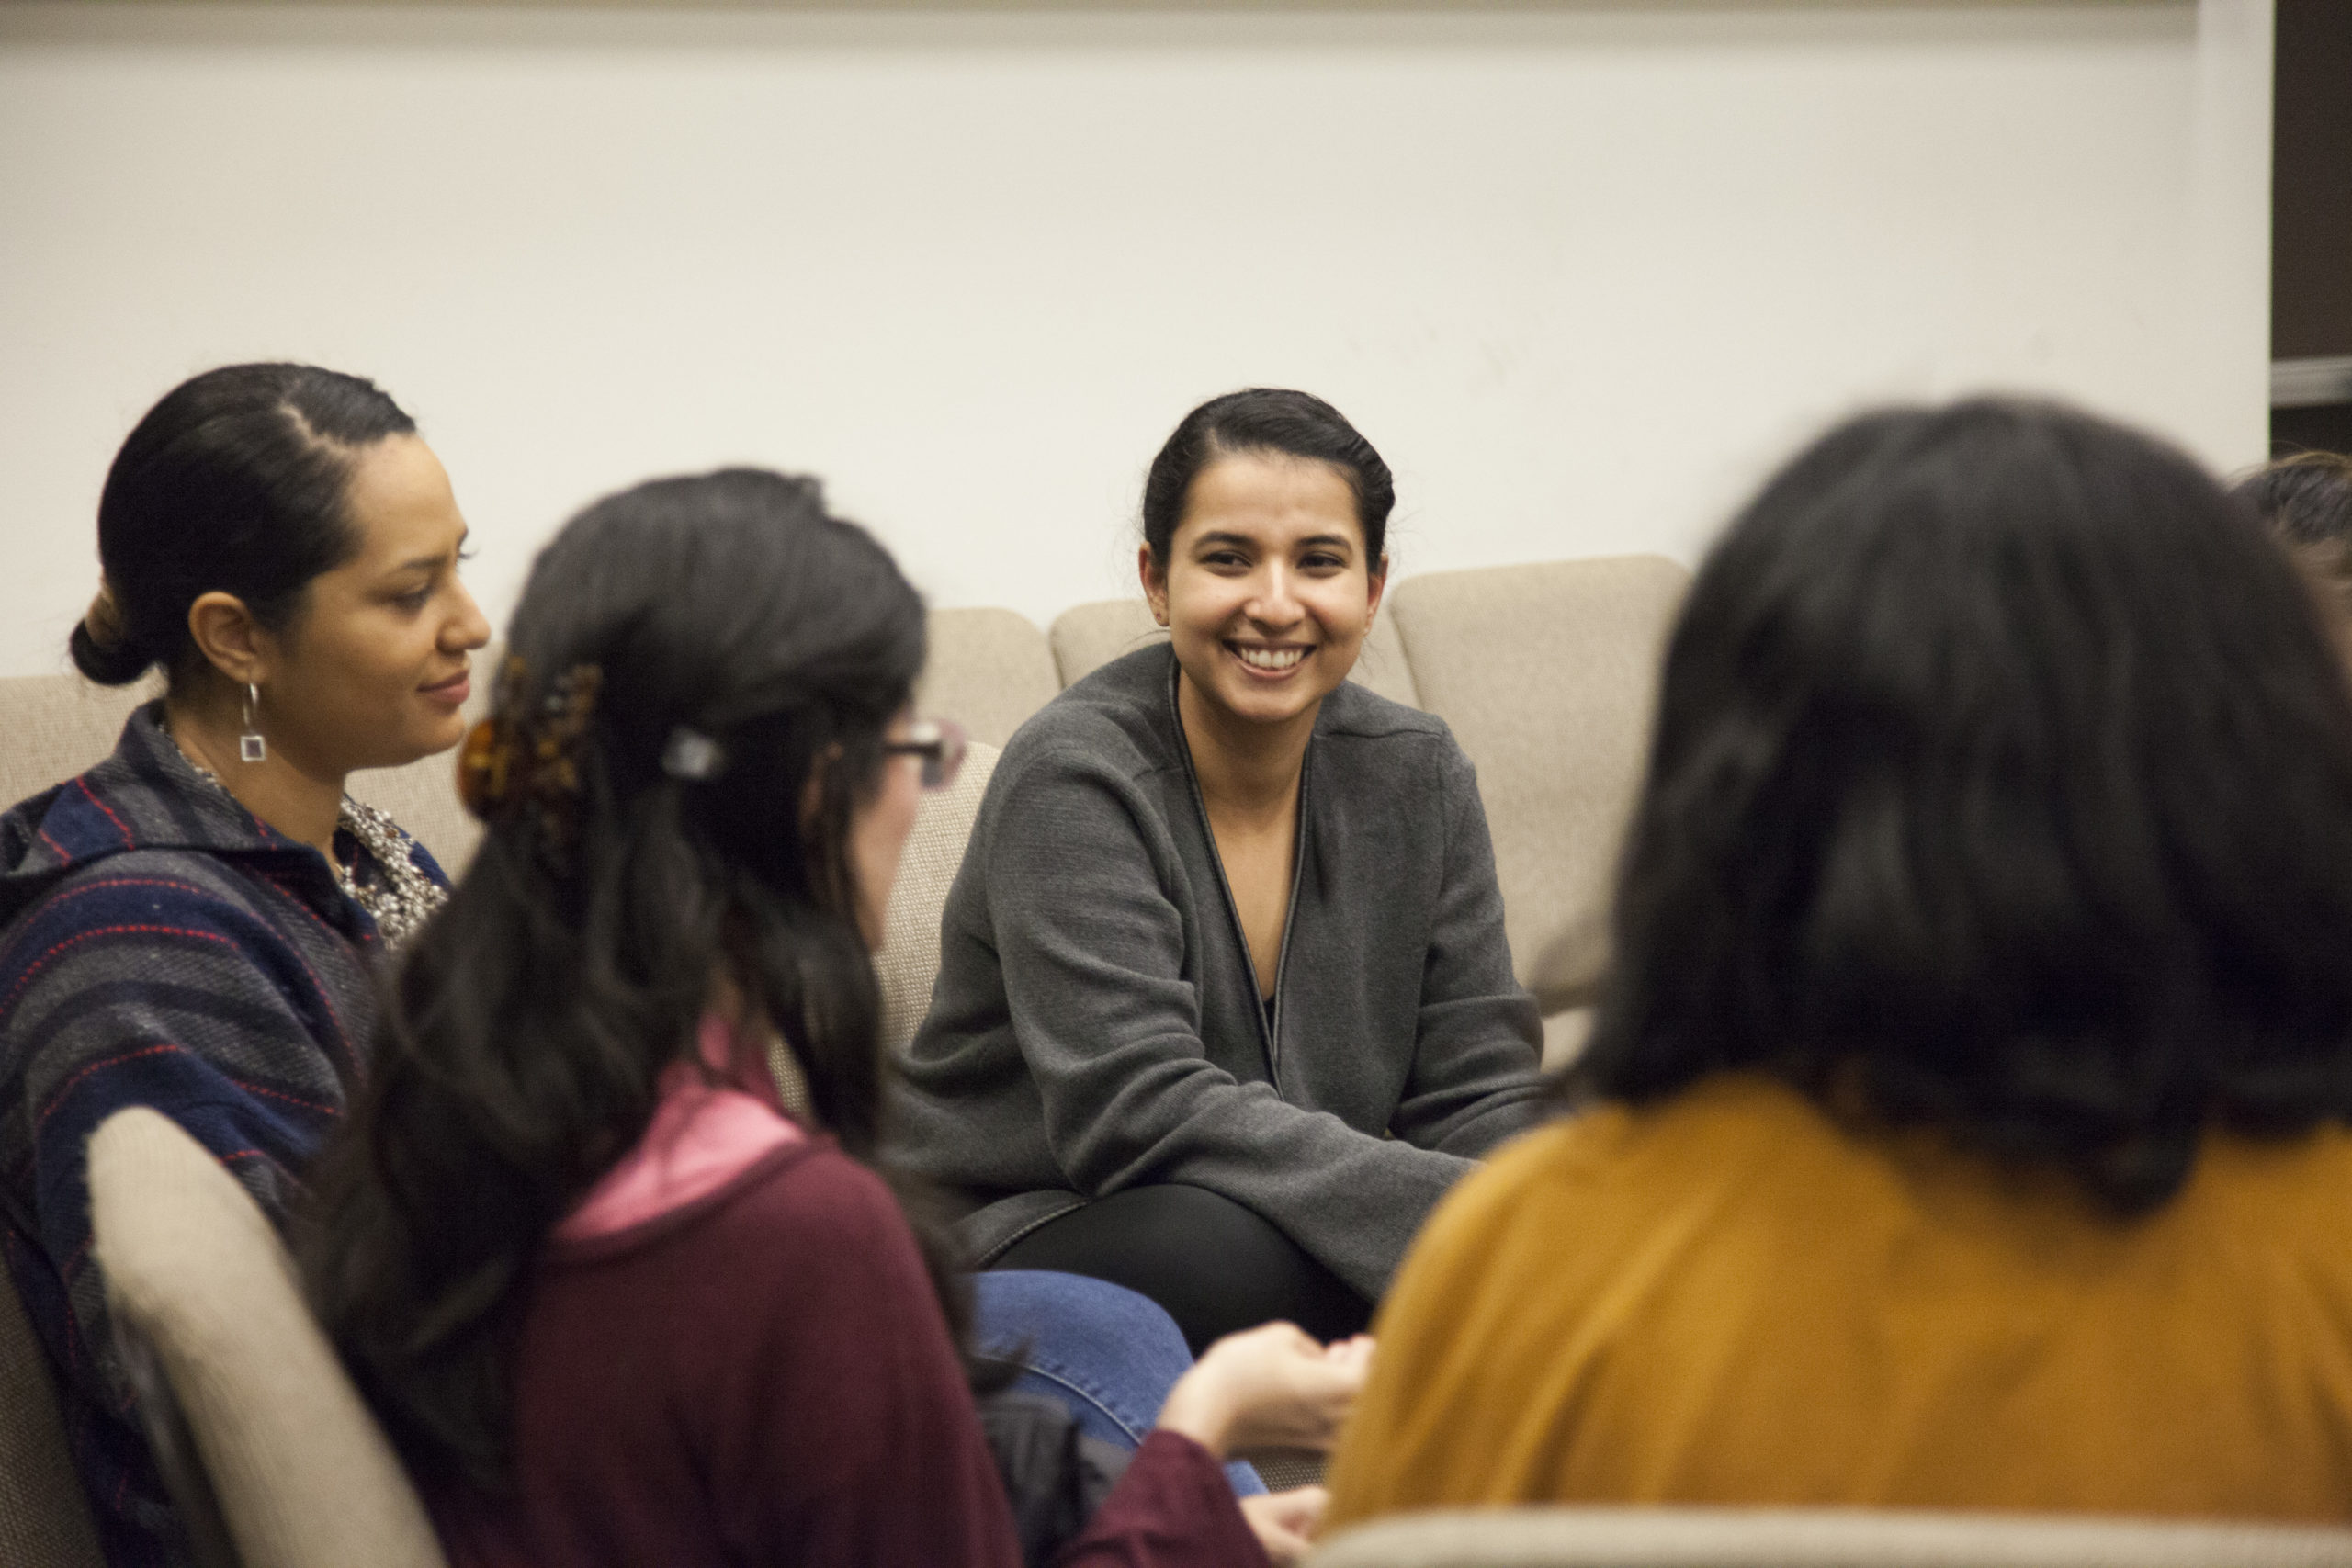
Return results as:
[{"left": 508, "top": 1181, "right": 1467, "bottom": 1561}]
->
[{"left": 0, "top": 553, "right": 1688, "bottom": 1062}]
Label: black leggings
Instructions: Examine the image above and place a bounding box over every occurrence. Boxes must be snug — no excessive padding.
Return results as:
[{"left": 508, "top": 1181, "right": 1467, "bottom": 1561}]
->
[{"left": 989, "top": 1185, "right": 1373, "bottom": 1356}]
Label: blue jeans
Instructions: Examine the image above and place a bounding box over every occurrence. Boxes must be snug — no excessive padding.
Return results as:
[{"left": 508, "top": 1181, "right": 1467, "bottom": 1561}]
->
[{"left": 974, "top": 1269, "right": 1267, "bottom": 1496}]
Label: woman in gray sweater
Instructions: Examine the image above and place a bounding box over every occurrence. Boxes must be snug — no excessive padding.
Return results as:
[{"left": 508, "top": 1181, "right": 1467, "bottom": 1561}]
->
[{"left": 893, "top": 389, "right": 1545, "bottom": 1350}]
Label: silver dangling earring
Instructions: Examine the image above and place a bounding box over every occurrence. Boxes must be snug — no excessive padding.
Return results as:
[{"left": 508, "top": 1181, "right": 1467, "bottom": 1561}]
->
[{"left": 239, "top": 682, "right": 266, "bottom": 763}]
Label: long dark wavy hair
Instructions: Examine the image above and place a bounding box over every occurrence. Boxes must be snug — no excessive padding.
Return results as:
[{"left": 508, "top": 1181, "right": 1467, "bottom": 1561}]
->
[
  {"left": 1564, "top": 399, "right": 2352, "bottom": 1214},
  {"left": 299, "top": 468, "right": 958, "bottom": 1488}
]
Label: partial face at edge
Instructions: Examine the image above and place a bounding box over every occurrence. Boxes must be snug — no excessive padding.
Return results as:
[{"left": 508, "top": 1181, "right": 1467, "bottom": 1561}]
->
[
  {"left": 1140, "top": 452, "right": 1387, "bottom": 730},
  {"left": 799, "top": 705, "right": 931, "bottom": 954},
  {"left": 847, "top": 710, "right": 926, "bottom": 951}
]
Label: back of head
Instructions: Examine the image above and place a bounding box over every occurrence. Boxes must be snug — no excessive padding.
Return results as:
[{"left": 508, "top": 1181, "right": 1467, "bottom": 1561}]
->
[
  {"left": 1573, "top": 398, "right": 2352, "bottom": 1213},
  {"left": 75, "top": 362, "right": 416, "bottom": 686},
  {"left": 302, "top": 467, "right": 926, "bottom": 1487}
]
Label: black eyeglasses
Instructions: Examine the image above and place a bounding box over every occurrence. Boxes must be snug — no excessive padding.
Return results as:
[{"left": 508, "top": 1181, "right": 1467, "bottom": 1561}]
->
[{"left": 883, "top": 718, "right": 968, "bottom": 792}]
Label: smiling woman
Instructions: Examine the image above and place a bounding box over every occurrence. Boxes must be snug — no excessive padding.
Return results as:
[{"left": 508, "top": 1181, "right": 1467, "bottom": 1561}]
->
[
  {"left": 0, "top": 362, "right": 489, "bottom": 1566},
  {"left": 893, "top": 389, "right": 1546, "bottom": 1355}
]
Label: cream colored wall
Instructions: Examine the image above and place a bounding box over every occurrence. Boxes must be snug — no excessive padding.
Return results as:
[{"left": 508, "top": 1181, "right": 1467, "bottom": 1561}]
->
[{"left": 0, "top": 1, "right": 2268, "bottom": 678}]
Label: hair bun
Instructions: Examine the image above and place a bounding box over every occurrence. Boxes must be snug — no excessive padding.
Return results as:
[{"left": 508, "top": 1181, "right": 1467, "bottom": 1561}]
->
[{"left": 70, "top": 584, "right": 150, "bottom": 685}]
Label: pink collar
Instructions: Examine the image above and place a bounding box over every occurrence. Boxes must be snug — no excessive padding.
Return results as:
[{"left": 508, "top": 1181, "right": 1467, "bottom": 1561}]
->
[{"left": 555, "top": 1014, "right": 805, "bottom": 1244}]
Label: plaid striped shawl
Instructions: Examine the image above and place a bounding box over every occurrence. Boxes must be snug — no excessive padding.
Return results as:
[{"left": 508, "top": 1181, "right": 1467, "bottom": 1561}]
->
[{"left": 0, "top": 703, "right": 444, "bottom": 1567}]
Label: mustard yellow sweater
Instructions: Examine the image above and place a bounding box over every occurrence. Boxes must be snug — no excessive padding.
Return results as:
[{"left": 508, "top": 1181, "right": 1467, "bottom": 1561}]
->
[{"left": 1326, "top": 1075, "right": 2352, "bottom": 1527}]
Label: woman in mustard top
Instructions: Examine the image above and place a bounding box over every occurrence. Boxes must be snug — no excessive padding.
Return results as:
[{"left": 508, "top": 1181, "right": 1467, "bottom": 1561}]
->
[{"left": 1326, "top": 399, "right": 2352, "bottom": 1528}]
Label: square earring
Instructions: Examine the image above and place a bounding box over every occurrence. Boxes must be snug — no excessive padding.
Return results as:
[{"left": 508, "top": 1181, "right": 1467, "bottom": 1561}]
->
[{"left": 239, "top": 682, "right": 266, "bottom": 763}]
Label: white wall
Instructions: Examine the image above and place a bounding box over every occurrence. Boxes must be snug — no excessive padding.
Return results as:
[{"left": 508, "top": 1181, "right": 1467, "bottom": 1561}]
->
[{"left": 0, "top": 1, "right": 2270, "bottom": 680}]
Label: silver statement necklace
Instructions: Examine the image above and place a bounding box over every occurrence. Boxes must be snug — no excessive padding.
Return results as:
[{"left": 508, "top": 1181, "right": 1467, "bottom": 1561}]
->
[
  {"left": 329, "top": 795, "right": 445, "bottom": 951},
  {"left": 177, "top": 747, "right": 446, "bottom": 951}
]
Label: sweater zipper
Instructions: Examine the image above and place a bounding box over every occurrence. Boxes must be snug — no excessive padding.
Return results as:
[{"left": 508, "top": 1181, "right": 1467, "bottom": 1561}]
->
[
  {"left": 1263, "top": 747, "right": 1308, "bottom": 1085},
  {"left": 1170, "top": 660, "right": 1307, "bottom": 1091}
]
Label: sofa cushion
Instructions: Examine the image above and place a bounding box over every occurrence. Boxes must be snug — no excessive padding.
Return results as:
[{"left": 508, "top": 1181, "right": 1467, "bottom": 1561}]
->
[
  {"left": 1389, "top": 557, "right": 1688, "bottom": 1013},
  {"left": 914, "top": 609, "right": 1061, "bottom": 750},
  {"left": 86, "top": 1106, "right": 447, "bottom": 1568},
  {"left": 1048, "top": 599, "right": 1420, "bottom": 710},
  {"left": 875, "top": 741, "right": 1001, "bottom": 1047}
]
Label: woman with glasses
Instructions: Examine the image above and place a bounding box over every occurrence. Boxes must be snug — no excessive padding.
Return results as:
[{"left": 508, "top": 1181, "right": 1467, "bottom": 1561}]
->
[{"left": 302, "top": 468, "right": 1359, "bottom": 1567}]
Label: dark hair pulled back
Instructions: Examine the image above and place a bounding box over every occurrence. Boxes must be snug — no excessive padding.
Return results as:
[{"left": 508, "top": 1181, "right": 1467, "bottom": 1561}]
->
[
  {"left": 1141, "top": 388, "right": 1395, "bottom": 565},
  {"left": 74, "top": 362, "right": 417, "bottom": 686},
  {"left": 1567, "top": 398, "right": 2352, "bottom": 1215},
  {"left": 300, "top": 468, "right": 940, "bottom": 1489}
]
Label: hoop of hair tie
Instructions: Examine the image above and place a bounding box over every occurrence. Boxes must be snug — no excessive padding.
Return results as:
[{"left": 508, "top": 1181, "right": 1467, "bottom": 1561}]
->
[{"left": 660, "top": 726, "right": 726, "bottom": 781}]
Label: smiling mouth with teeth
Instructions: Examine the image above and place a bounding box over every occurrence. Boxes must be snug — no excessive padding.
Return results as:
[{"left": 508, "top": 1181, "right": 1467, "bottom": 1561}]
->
[{"left": 1231, "top": 644, "right": 1308, "bottom": 671}]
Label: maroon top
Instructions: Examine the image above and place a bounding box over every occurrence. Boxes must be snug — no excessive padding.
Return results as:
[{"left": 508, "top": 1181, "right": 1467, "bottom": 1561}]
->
[{"left": 432, "top": 1134, "right": 1265, "bottom": 1568}]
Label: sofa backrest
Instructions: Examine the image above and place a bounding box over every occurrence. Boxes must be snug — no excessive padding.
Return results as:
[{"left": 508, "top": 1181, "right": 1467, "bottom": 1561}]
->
[
  {"left": 0, "top": 567, "right": 1681, "bottom": 1032},
  {"left": 913, "top": 609, "right": 1061, "bottom": 750},
  {"left": 1048, "top": 597, "right": 1422, "bottom": 710},
  {"left": 1389, "top": 556, "right": 1688, "bottom": 1014},
  {"left": 0, "top": 671, "right": 154, "bottom": 829}
]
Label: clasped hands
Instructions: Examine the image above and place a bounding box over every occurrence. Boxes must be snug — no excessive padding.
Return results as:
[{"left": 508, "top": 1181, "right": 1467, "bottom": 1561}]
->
[{"left": 1155, "top": 1323, "right": 1376, "bottom": 1564}]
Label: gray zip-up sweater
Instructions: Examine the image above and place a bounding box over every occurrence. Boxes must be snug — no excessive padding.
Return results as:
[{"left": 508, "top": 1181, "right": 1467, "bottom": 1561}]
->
[{"left": 891, "top": 644, "right": 1545, "bottom": 1298}]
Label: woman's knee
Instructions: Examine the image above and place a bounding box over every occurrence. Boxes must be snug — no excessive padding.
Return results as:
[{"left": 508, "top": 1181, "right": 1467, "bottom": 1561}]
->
[{"left": 975, "top": 1269, "right": 1194, "bottom": 1383}]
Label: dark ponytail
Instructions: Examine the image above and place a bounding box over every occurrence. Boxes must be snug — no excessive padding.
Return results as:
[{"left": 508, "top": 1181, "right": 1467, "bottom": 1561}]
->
[
  {"left": 74, "top": 362, "right": 416, "bottom": 686},
  {"left": 300, "top": 468, "right": 953, "bottom": 1489}
]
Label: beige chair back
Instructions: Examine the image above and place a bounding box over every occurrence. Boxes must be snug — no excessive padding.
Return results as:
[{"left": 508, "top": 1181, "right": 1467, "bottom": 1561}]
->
[
  {"left": 916, "top": 609, "right": 1061, "bottom": 750},
  {"left": 0, "top": 671, "right": 152, "bottom": 818},
  {"left": 1049, "top": 597, "right": 1421, "bottom": 710},
  {"left": 0, "top": 1252, "right": 105, "bottom": 1568},
  {"left": 875, "top": 742, "right": 1001, "bottom": 1047},
  {"left": 1049, "top": 598, "right": 1166, "bottom": 691},
  {"left": 1305, "top": 1507, "right": 2352, "bottom": 1568},
  {"left": 1389, "top": 557, "right": 1688, "bottom": 1013},
  {"left": 87, "top": 1107, "right": 448, "bottom": 1568}
]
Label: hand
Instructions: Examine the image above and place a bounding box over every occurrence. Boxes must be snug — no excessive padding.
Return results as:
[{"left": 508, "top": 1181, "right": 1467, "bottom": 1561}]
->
[
  {"left": 1155, "top": 1323, "right": 1375, "bottom": 1456},
  {"left": 1239, "top": 1486, "right": 1328, "bottom": 1566}
]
